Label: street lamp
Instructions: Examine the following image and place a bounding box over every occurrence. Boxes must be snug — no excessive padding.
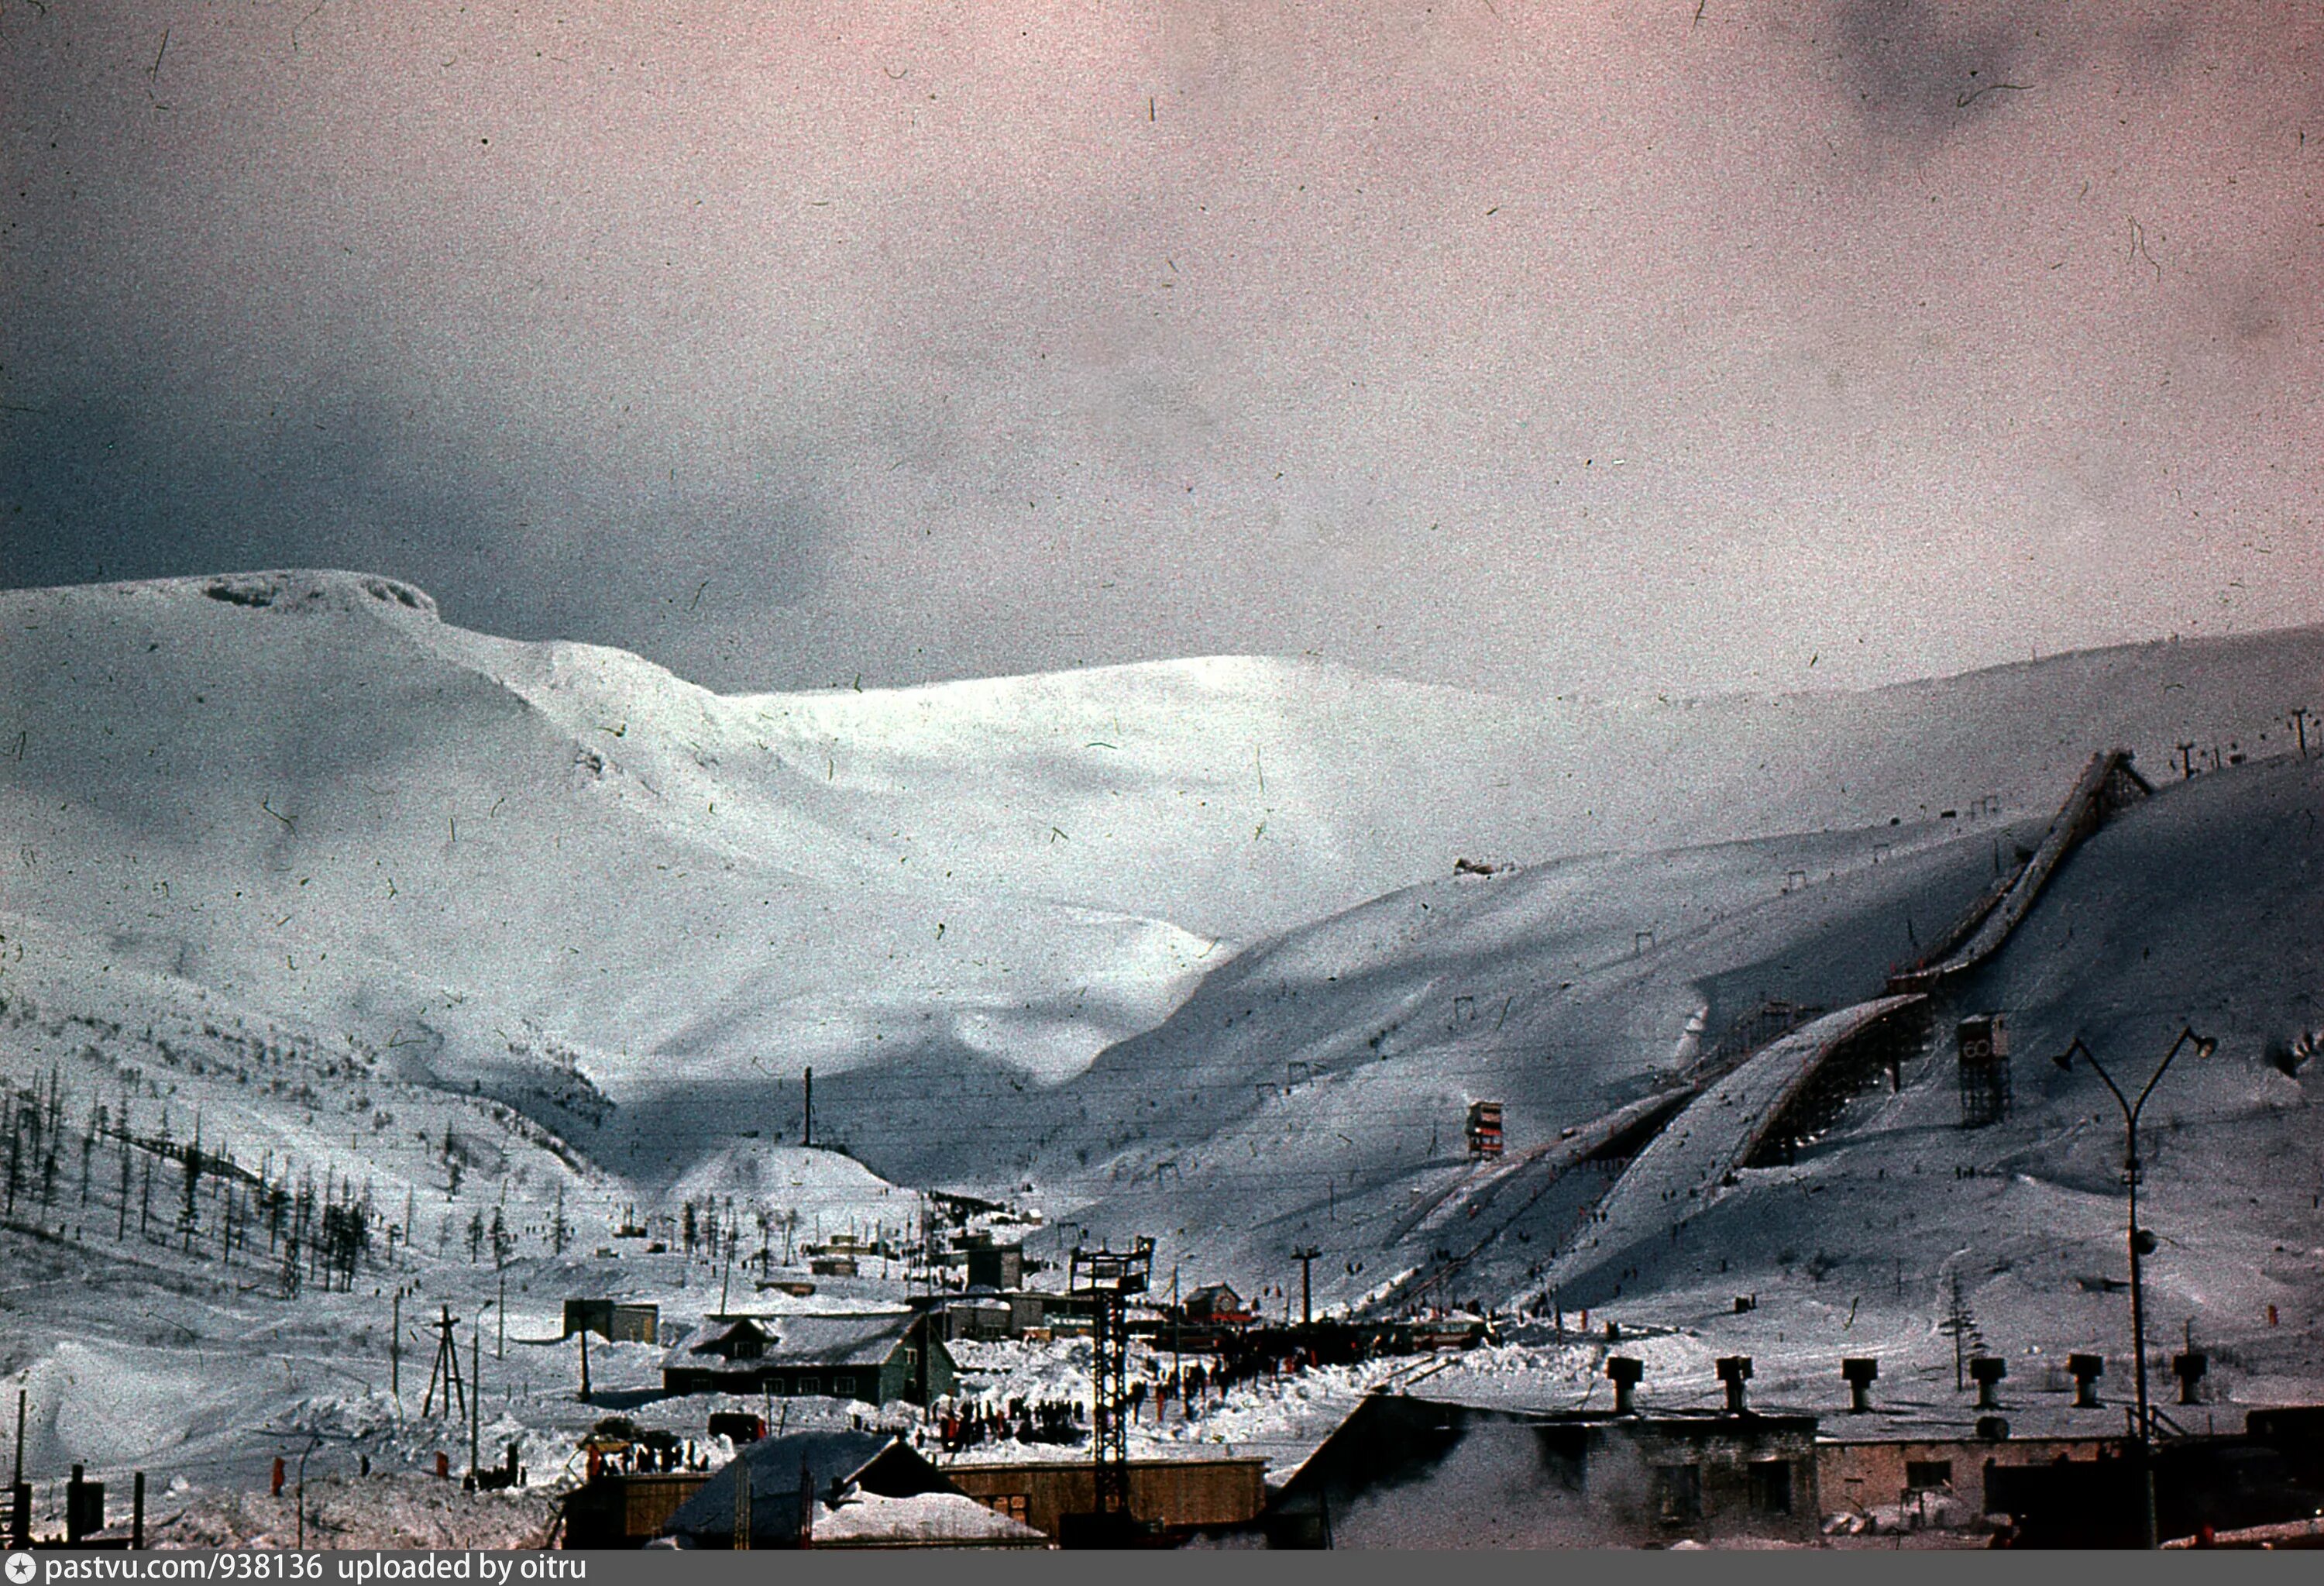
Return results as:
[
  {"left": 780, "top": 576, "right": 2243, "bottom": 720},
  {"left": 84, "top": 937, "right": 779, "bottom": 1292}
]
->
[{"left": 2052, "top": 1024, "right": 2217, "bottom": 1549}]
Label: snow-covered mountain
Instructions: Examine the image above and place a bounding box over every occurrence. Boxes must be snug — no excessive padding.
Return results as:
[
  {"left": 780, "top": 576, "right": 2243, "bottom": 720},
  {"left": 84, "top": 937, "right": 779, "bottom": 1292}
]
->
[
  {"left": 4, "top": 566, "right": 2323, "bottom": 1503},
  {"left": 6, "top": 568, "right": 2312, "bottom": 1110}
]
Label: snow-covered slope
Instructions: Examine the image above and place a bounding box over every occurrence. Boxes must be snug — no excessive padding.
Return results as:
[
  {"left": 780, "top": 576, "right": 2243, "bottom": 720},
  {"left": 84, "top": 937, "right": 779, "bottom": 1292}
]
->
[
  {"left": 5, "top": 567, "right": 2324, "bottom": 1505},
  {"left": 1488, "top": 750, "right": 2324, "bottom": 1419},
  {"left": 6, "top": 567, "right": 2315, "bottom": 1112},
  {"left": 986, "top": 809, "right": 2036, "bottom": 1299}
]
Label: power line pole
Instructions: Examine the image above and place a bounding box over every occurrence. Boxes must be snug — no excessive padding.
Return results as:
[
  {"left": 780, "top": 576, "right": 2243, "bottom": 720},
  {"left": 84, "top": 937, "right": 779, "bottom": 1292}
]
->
[
  {"left": 10, "top": 1388, "right": 28, "bottom": 1550},
  {"left": 468, "top": 1309, "right": 483, "bottom": 1487},
  {"left": 421, "top": 1306, "right": 465, "bottom": 1420},
  {"left": 1292, "top": 1246, "right": 1322, "bottom": 1330},
  {"left": 1171, "top": 1264, "right": 1183, "bottom": 1421}
]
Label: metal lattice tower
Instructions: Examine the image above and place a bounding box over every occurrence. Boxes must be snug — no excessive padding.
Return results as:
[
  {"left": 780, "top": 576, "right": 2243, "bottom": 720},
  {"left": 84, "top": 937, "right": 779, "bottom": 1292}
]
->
[
  {"left": 1070, "top": 1237, "right": 1153, "bottom": 1519},
  {"left": 1958, "top": 1013, "right": 2012, "bottom": 1128}
]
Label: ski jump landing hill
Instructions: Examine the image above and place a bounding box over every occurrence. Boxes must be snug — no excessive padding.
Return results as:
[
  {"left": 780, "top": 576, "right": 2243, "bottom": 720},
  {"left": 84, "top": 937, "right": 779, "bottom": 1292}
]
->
[{"left": 1386, "top": 751, "right": 2154, "bottom": 1315}]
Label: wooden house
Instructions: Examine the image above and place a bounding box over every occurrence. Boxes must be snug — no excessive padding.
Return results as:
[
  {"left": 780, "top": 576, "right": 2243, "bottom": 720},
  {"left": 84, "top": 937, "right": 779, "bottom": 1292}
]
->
[{"left": 659, "top": 1311, "right": 954, "bottom": 1405}]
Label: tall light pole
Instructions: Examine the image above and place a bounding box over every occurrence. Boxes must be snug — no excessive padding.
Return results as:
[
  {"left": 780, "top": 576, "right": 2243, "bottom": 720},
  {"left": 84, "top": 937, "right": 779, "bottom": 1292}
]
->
[{"left": 2052, "top": 1024, "right": 2217, "bottom": 1549}]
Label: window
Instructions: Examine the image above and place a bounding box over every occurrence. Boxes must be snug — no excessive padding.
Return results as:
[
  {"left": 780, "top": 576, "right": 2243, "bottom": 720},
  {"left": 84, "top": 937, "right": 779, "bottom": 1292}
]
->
[
  {"left": 1748, "top": 1460, "right": 1794, "bottom": 1515},
  {"left": 834, "top": 1375, "right": 854, "bottom": 1399},
  {"left": 1653, "top": 1464, "right": 1703, "bottom": 1522},
  {"left": 1905, "top": 1460, "right": 1954, "bottom": 1493},
  {"left": 985, "top": 1495, "right": 1030, "bottom": 1523},
  {"left": 799, "top": 1377, "right": 821, "bottom": 1395}
]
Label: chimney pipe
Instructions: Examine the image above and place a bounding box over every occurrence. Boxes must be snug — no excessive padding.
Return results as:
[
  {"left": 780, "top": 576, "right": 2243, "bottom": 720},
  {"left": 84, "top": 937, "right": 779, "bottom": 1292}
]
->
[
  {"left": 133, "top": 1471, "right": 145, "bottom": 1550},
  {"left": 66, "top": 1463, "right": 101, "bottom": 1546},
  {"left": 2068, "top": 1354, "right": 2104, "bottom": 1409},
  {"left": 1968, "top": 1356, "right": 2007, "bottom": 1410},
  {"left": 1715, "top": 1356, "right": 1753, "bottom": 1414},
  {"left": 1607, "top": 1355, "right": 1643, "bottom": 1415},
  {"left": 2173, "top": 1352, "right": 2207, "bottom": 1405},
  {"left": 1841, "top": 1357, "right": 1879, "bottom": 1413}
]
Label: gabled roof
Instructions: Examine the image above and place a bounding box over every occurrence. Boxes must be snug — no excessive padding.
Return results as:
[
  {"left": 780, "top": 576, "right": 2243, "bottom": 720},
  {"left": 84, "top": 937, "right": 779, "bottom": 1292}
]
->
[
  {"left": 662, "top": 1312, "right": 920, "bottom": 1374},
  {"left": 665, "top": 1432, "right": 955, "bottom": 1547},
  {"left": 684, "top": 1317, "right": 773, "bottom": 1357}
]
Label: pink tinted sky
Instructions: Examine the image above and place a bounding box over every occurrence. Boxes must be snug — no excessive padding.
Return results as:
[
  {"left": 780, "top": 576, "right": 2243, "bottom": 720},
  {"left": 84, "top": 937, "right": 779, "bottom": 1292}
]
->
[{"left": 3, "top": 1, "right": 2319, "bottom": 697}]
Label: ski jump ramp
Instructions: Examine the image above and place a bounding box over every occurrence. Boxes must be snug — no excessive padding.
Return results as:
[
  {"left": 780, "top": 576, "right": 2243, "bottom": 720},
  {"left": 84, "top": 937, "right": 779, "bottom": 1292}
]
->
[{"left": 1541, "top": 996, "right": 1927, "bottom": 1304}]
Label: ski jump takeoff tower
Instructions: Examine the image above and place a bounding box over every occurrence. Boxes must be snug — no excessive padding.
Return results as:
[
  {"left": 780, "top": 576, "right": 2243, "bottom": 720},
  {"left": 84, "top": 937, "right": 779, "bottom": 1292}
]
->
[{"left": 1062, "top": 1237, "right": 1155, "bottom": 1547}]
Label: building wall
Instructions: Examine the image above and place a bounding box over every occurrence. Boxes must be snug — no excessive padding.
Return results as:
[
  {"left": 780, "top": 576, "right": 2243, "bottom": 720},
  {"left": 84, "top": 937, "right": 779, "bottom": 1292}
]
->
[
  {"left": 1621, "top": 1423, "right": 1821, "bottom": 1545},
  {"left": 943, "top": 1460, "right": 1267, "bottom": 1540},
  {"left": 562, "top": 1474, "right": 708, "bottom": 1547},
  {"left": 566, "top": 1300, "right": 660, "bottom": 1344},
  {"left": 1817, "top": 1435, "right": 2124, "bottom": 1520},
  {"left": 665, "top": 1364, "right": 887, "bottom": 1402},
  {"left": 1276, "top": 1399, "right": 1819, "bottom": 1548}
]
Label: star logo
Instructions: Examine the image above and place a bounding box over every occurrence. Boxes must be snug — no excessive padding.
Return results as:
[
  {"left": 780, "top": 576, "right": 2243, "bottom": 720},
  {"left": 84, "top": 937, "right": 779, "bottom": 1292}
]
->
[{"left": 5, "top": 1550, "right": 35, "bottom": 1584}]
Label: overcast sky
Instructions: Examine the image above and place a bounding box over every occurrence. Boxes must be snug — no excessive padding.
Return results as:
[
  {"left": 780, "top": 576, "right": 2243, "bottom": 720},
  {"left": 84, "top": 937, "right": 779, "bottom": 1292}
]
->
[{"left": 4, "top": 2, "right": 2319, "bottom": 697}]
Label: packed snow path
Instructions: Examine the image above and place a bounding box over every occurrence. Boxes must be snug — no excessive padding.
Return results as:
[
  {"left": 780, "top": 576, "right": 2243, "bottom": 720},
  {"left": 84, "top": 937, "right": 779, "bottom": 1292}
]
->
[
  {"left": 1891, "top": 749, "right": 2151, "bottom": 989},
  {"left": 1541, "top": 996, "right": 1927, "bottom": 1304}
]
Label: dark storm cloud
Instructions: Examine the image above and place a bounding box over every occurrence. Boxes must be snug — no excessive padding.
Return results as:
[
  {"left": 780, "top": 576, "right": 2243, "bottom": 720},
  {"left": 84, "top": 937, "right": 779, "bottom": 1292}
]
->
[
  {"left": 4, "top": 2, "right": 2321, "bottom": 697},
  {"left": 1830, "top": 0, "right": 2040, "bottom": 146},
  {"left": 0, "top": 357, "right": 837, "bottom": 641}
]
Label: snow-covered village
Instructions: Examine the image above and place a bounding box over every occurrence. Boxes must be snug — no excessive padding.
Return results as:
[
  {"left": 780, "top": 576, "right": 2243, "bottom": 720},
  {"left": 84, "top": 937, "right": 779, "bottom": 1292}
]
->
[{"left": 9, "top": 0, "right": 2324, "bottom": 1558}]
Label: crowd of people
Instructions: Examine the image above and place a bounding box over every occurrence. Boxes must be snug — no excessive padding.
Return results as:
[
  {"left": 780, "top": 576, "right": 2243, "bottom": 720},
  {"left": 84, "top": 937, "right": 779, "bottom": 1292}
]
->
[{"left": 934, "top": 1396, "right": 1085, "bottom": 1451}]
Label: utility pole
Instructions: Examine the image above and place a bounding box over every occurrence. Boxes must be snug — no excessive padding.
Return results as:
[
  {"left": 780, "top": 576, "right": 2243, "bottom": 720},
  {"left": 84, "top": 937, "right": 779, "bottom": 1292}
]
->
[
  {"left": 2053, "top": 1025, "right": 2218, "bottom": 1550},
  {"left": 10, "top": 1388, "right": 28, "bottom": 1549},
  {"left": 1171, "top": 1264, "right": 1183, "bottom": 1419},
  {"left": 2293, "top": 708, "right": 2314, "bottom": 761},
  {"left": 468, "top": 1309, "right": 483, "bottom": 1486},
  {"left": 294, "top": 1436, "right": 318, "bottom": 1551},
  {"left": 496, "top": 1272, "right": 506, "bottom": 1361},
  {"left": 1292, "top": 1246, "right": 1322, "bottom": 1330},
  {"left": 422, "top": 1306, "right": 465, "bottom": 1420},
  {"left": 734, "top": 1451, "right": 751, "bottom": 1550},
  {"left": 2174, "top": 741, "right": 2197, "bottom": 780},
  {"left": 390, "top": 1290, "right": 401, "bottom": 1405},
  {"left": 801, "top": 1068, "right": 813, "bottom": 1148}
]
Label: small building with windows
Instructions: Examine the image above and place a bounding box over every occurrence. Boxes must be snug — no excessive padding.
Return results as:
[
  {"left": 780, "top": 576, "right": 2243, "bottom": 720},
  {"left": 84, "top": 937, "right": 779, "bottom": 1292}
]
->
[
  {"left": 563, "top": 1299, "right": 662, "bottom": 1345},
  {"left": 1181, "top": 1285, "right": 1254, "bottom": 1327},
  {"left": 959, "top": 1233, "right": 1026, "bottom": 1291},
  {"left": 660, "top": 1311, "right": 956, "bottom": 1405},
  {"left": 1263, "top": 1391, "right": 1820, "bottom": 1546}
]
